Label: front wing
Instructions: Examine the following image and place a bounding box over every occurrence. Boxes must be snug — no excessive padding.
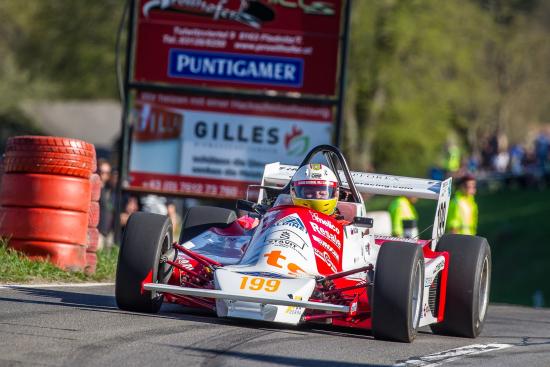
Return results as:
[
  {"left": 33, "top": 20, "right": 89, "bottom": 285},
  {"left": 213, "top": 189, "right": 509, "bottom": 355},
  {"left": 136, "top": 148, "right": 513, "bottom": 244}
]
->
[{"left": 143, "top": 283, "right": 350, "bottom": 313}]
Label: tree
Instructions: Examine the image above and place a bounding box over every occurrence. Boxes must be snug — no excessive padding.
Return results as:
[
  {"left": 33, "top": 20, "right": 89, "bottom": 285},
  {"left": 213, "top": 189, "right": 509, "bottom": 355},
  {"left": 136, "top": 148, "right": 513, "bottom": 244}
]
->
[
  {"left": 1, "top": 0, "right": 123, "bottom": 100},
  {"left": 345, "top": 0, "right": 495, "bottom": 176}
]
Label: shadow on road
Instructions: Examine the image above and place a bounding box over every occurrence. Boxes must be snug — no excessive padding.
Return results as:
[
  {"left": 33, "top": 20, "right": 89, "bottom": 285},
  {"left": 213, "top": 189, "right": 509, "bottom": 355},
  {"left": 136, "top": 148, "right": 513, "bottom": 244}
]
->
[
  {"left": 180, "top": 347, "right": 387, "bottom": 367},
  {"left": 164, "top": 305, "right": 375, "bottom": 340},
  {"left": 0, "top": 287, "right": 174, "bottom": 319}
]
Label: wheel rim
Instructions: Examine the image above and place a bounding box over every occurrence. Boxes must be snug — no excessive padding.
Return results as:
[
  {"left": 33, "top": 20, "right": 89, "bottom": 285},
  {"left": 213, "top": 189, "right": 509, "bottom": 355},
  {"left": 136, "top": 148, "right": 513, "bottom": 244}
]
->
[
  {"left": 411, "top": 260, "right": 423, "bottom": 329},
  {"left": 153, "top": 233, "right": 172, "bottom": 300},
  {"left": 478, "top": 256, "right": 490, "bottom": 322}
]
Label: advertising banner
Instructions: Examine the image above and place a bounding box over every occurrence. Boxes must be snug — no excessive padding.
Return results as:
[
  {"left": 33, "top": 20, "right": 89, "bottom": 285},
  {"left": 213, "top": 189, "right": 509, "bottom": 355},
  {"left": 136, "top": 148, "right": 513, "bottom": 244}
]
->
[
  {"left": 133, "top": 0, "right": 344, "bottom": 96},
  {"left": 128, "top": 91, "right": 333, "bottom": 198}
]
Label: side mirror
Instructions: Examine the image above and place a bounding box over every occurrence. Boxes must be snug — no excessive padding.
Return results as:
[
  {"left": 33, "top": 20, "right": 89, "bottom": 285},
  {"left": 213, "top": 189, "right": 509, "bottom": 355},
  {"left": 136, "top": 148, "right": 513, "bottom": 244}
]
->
[
  {"left": 237, "top": 199, "right": 256, "bottom": 212},
  {"left": 237, "top": 199, "right": 267, "bottom": 216},
  {"left": 353, "top": 217, "right": 373, "bottom": 228}
]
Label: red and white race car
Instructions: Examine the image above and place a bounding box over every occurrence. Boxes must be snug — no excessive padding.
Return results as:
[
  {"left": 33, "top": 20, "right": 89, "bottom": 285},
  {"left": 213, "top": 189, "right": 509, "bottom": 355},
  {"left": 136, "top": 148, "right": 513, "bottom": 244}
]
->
[{"left": 115, "top": 145, "right": 491, "bottom": 342}]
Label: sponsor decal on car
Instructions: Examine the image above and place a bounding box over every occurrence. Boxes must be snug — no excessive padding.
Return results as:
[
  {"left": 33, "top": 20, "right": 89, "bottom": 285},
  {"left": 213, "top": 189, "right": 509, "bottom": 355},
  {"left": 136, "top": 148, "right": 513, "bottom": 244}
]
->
[
  {"left": 235, "top": 271, "right": 293, "bottom": 279},
  {"left": 310, "top": 222, "right": 341, "bottom": 249},
  {"left": 313, "top": 247, "right": 337, "bottom": 272},
  {"left": 433, "top": 260, "right": 444, "bottom": 275},
  {"left": 310, "top": 211, "right": 340, "bottom": 234},
  {"left": 375, "top": 235, "right": 417, "bottom": 243},
  {"left": 285, "top": 295, "right": 304, "bottom": 315},
  {"left": 273, "top": 214, "right": 307, "bottom": 232},
  {"left": 311, "top": 234, "right": 339, "bottom": 262},
  {"left": 265, "top": 229, "right": 309, "bottom": 260},
  {"left": 263, "top": 250, "right": 306, "bottom": 274}
]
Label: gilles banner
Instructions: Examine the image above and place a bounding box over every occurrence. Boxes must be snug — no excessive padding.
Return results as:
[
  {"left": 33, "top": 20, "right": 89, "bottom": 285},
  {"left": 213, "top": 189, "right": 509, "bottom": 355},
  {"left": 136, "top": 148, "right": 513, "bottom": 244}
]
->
[
  {"left": 134, "top": 0, "right": 344, "bottom": 95},
  {"left": 129, "top": 91, "right": 333, "bottom": 198}
]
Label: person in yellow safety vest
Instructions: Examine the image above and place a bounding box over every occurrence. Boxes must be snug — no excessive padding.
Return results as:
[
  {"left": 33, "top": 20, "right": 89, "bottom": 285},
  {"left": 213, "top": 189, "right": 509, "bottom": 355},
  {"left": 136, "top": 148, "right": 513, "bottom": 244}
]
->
[
  {"left": 446, "top": 174, "right": 478, "bottom": 235},
  {"left": 388, "top": 196, "right": 418, "bottom": 237},
  {"left": 445, "top": 143, "right": 461, "bottom": 174}
]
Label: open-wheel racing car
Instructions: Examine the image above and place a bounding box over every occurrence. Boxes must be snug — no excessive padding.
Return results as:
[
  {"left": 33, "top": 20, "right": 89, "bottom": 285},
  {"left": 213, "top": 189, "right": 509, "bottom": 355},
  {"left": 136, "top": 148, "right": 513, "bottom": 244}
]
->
[{"left": 115, "top": 145, "right": 491, "bottom": 342}]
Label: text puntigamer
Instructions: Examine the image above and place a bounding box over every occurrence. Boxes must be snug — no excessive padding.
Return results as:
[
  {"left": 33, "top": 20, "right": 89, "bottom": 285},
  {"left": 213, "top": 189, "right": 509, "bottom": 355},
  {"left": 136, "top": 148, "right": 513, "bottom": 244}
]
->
[{"left": 169, "top": 50, "right": 303, "bottom": 87}]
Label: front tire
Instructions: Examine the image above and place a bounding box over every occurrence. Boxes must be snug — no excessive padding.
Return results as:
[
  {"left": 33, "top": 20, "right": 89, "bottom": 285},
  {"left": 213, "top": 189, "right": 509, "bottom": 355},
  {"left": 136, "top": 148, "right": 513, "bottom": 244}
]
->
[
  {"left": 372, "top": 242, "right": 425, "bottom": 342},
  {"left": 115, "top": 212, "right": 173, "bottom": 313},
  {"left": 430, "top": 234, "right": 491, "bottom": 338}
]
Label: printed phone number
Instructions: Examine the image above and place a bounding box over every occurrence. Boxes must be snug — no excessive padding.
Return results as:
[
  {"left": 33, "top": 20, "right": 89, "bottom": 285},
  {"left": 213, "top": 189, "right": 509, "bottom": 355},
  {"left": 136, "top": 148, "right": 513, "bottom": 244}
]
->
[{"left": 141, "top": 179, "right": 239, "bottom": 197}]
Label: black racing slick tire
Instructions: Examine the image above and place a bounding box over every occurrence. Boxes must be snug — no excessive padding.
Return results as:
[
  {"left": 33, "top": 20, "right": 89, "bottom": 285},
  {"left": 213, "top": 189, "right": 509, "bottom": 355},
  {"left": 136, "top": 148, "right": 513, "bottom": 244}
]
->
[
  {"left": 430, "top": 234, "right": 491, "bottom": 338},
  {"left": 179, "top": 206, "right": 237, "bottom": 244},
  {"left": 372, "top": 242, "right": 425, "bottom": 343},
  {"left": 115, "top": 212, "right": 173, "bottom": 313}
]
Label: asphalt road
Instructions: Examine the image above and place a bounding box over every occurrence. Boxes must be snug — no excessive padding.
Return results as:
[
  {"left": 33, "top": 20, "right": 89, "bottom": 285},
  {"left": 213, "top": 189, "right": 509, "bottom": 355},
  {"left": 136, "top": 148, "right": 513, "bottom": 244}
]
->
[{"left": 0, "top": 284, "right": 549, "bottom": 367}]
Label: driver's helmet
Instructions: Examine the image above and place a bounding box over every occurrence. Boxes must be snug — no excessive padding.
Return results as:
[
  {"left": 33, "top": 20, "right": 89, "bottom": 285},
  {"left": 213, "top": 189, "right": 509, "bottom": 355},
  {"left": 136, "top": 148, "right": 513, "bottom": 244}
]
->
[{"left": 290, "top": 163, "right": 339, "bottom": 215}]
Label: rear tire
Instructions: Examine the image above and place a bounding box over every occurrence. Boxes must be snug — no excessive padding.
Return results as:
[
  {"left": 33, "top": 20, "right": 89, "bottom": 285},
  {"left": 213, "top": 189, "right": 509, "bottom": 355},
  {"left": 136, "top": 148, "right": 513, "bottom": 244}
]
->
[
  {"left": 430, "top": 234, "right": 491, "bottom": 338},
  {"left": 115, "top": 212, "right": 173, "bottom": 313},
  {"left": 179, "top": 206, "right": 236, "bottom": 243},
  {"left": 372, "top": 242, "right": 425, "bottom": 342}
]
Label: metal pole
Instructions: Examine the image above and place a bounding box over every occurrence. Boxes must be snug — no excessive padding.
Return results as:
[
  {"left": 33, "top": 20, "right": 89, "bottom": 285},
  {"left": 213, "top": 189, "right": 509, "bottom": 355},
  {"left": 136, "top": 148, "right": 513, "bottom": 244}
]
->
[
  {"left": 114, "top": 0, "right": 136, "bottom": 246},
  {"left": 333, "top": 0, "right": 352, "bottom": 148}
]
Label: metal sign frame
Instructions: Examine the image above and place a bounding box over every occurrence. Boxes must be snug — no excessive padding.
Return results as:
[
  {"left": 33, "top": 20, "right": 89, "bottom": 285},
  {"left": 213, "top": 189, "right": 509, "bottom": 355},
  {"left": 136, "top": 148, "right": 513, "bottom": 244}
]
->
[{"left": 114, "top": 0, "right": 352, "bottom": 242}]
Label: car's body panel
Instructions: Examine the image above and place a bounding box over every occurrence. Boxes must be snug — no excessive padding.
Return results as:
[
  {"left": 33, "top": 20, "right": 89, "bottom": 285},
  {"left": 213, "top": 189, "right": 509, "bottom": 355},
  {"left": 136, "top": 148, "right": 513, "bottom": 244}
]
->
[{"left": 148, "top": 205, "right": 449, "bottom": 329}]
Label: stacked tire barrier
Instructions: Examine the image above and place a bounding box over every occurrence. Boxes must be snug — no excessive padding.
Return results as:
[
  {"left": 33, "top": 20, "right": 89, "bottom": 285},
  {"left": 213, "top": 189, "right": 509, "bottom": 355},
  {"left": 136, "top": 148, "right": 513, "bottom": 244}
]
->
[
  {"left": 0, "top": 136, "right": 96, "bottom": 272},
  {"left": 86, "top": 173, "right": 101, "bottom": 274}
]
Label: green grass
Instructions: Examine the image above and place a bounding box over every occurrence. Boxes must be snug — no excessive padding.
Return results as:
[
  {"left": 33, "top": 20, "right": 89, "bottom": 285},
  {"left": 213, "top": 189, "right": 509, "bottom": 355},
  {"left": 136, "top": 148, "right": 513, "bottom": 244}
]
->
[
  {"left": 0, "top": 238, "right": 118, "bottom": 283},
  {"left": 366, "top": 188, "right": 550, "bottom": 307}
]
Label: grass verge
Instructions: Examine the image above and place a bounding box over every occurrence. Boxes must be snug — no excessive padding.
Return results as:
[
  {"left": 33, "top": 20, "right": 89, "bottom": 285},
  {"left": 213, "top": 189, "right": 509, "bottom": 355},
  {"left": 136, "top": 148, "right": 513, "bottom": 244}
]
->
[{"left": 0, "top": 237, "right": 118, "bottom": 284}]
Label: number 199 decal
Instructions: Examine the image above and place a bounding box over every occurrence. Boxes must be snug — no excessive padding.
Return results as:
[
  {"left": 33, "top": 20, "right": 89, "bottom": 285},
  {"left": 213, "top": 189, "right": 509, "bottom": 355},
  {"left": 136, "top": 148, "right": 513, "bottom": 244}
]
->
[{"left": 239, "top": 276, "right": 281, "bottom": 292}]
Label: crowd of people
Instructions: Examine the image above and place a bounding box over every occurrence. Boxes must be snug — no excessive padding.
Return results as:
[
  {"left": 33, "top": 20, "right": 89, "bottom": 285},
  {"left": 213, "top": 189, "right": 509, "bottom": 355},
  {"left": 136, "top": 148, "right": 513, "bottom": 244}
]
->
[{"left": 432, "top": 130, "right": 550, "bottom": 189}]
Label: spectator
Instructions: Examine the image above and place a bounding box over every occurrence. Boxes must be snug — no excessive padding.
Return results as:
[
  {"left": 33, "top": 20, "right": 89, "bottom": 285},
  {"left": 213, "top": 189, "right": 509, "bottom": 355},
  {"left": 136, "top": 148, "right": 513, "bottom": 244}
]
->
[
  {"left": 509, "top": 144, "right": 525, "bottom": 176},
  {"left": 166, "top": 201, "right": 182, "bottom": 241},
  {"left": 493, "top": 149, "right": 510, "bottom": 173},
  {"left": 534, "top": 132, "right": 549, "bottom": 172},
  {"left": 97, "top": 159, "right": 114, "bottom": 249},
  {"left": 446, "top": 174, "right": 478, "bottom": 235},
  {"left": 140, "top": 194, "right": 167, "bottom": 215},
  {"left": 388, "top": 196, "right": 418, "bottom": 238},
  {"left": 444, "top": 140, "right": 461, "bottom": 177},
  {"left": 120, "top": 196, "right": 139, "bottom": 233}
]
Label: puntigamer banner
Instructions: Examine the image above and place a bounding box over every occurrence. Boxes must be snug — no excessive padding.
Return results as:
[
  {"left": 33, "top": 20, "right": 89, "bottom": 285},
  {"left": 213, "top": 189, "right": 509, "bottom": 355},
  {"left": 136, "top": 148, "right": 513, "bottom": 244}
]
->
[{"left": 134, "top": 0, "right": 344, "bottom": 96}]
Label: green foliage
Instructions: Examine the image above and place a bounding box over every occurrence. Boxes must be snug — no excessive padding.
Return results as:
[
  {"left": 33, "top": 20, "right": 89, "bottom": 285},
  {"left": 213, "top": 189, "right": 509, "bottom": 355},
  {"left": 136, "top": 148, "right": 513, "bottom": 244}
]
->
[
  {"left": 0, "top": 0, "right": 123, "bottom": 100},
  {"left": 346, "top": 0, "right": 550, "bottom": 175},
  {"left": 0, "top": 238, "right": 118, "bottom": 283}
]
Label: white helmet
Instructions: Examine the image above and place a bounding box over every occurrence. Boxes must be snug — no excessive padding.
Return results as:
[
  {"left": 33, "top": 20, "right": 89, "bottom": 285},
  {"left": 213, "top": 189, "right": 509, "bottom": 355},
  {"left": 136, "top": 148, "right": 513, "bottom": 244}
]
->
[{"left": 290, "top": 163, "right": 339, "bottom": 215}]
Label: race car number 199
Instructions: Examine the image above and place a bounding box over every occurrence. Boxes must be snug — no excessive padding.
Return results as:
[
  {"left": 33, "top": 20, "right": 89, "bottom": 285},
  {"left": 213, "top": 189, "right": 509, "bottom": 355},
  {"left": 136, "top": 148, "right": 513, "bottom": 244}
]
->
[{"left": 240, "top": 276, "right": 280, "bottom": 292}]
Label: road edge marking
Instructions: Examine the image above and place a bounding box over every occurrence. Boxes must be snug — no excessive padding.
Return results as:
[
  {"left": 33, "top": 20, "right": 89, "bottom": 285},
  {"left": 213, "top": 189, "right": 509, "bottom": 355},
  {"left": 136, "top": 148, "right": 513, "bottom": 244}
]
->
[
  {"left": 0, "top": 282, "right": 114, "bottom": 289},
  {"left": 394, "top": 343, "right": 513, "bottom": 366}
]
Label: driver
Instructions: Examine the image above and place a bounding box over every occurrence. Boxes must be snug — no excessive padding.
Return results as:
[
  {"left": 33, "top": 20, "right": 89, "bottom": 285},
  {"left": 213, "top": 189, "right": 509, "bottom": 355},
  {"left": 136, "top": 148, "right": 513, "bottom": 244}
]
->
[{"left": 290, "top": 163, "right": 339, "bottom": 216}]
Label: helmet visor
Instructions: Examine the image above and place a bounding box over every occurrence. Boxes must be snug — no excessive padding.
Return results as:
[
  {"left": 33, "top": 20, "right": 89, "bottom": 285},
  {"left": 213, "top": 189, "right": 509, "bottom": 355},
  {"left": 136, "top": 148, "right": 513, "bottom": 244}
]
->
[{"left": 293, "top": 184, "right": 337, "bottom": 200}]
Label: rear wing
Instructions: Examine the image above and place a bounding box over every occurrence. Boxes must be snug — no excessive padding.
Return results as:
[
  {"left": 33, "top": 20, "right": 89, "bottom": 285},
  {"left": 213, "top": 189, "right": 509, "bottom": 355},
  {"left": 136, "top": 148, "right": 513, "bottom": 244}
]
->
[{"left": 260, "top": 163, "right": 452, "bottom": 249}]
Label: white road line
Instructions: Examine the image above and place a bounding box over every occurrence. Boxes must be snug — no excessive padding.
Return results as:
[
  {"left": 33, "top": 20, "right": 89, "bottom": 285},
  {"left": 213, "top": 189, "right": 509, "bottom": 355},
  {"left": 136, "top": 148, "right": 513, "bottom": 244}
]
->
[
  {"left": 394, "top": 343, "right": 513, "bottom": 366},
  {"left": 0, "top": 282, "right": 114, "bottom": 289}
]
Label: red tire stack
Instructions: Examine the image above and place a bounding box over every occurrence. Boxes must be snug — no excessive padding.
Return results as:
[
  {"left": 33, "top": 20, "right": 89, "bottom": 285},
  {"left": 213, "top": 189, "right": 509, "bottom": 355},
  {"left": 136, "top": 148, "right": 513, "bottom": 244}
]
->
[
  {"left": 86, "top": 173, "right": 102, "bottom": 274},
  {"left": 0, "top": 136, "right": 96, "bottom": 272}
]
